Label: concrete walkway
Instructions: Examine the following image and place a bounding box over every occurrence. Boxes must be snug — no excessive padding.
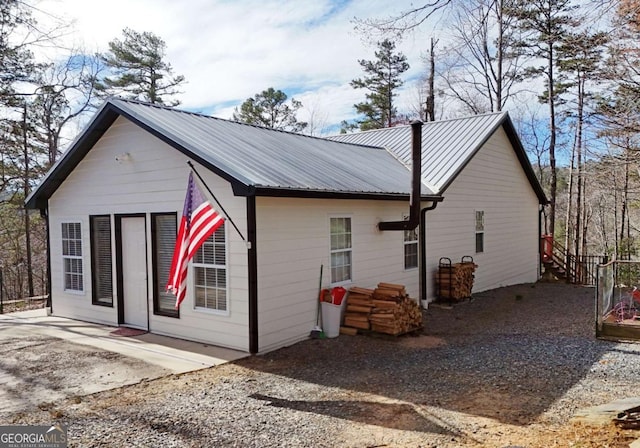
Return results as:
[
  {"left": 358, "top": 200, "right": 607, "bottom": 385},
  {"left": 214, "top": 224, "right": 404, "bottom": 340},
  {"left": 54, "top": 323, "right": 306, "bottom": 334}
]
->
[
  {"left": 0, "top": 309, "right": 247, "bottom": 416},
  {"left": 0, "top": 309, "right": 247, "bottom": 373}
]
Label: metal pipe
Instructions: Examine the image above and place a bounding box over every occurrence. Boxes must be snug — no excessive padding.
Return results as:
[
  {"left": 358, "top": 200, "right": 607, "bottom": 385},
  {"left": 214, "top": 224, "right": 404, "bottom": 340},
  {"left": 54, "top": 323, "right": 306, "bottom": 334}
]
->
[
  {"left": 420, "top": 202, "right": 439, "bottom": 307},
  {"left": 378, "top": 120, "right": 423, "bottom": 231}
]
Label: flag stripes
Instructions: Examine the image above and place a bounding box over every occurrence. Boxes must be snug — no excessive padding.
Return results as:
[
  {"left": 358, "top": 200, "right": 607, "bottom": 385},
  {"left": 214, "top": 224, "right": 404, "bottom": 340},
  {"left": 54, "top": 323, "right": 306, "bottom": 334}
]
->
[{"left": 167, "top": 172, "right": 225, "bottom": 309}]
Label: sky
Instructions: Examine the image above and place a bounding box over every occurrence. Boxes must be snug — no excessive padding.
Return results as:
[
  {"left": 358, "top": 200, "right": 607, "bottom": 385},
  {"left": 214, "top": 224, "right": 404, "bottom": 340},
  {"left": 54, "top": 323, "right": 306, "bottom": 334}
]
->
[{"left": 34, "top": 0, "right": 438, "bottom": 135}]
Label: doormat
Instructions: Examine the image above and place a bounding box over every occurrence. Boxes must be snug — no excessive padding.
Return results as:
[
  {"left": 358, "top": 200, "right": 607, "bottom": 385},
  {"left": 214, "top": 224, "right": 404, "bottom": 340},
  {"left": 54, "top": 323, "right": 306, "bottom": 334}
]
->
[{"left": 109, "top": 327, "right": 148, "bottom": 337}]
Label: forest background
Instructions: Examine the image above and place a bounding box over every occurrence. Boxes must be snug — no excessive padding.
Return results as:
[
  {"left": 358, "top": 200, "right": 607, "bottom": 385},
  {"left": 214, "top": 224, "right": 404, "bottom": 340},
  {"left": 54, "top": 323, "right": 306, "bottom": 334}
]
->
[{"left": 0, "top": 0, "right": 636, "bottom": 302}]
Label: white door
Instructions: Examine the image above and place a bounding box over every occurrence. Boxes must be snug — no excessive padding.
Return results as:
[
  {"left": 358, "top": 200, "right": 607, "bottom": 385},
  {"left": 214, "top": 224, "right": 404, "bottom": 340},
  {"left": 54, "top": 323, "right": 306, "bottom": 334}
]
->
[{"left": 121, "top": 217, "right": 148, "bottom": 329}]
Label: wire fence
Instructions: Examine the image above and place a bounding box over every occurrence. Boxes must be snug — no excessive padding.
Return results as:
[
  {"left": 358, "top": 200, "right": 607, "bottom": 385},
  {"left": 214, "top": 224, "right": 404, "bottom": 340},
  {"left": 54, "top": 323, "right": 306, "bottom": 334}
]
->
[
  {"left": 596, "top": 260, "right": 640, "bottom": 341},
  {"left": 0, "top": 266, "right": 48, "bottom": 314}
]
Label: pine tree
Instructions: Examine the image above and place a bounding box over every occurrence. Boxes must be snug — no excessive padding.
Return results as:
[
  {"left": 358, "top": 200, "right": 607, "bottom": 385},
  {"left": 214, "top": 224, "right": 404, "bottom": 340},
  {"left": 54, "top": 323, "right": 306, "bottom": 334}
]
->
[
  {"left": 508, "top": 0, "right": 579, "bottom": 237},
  {"left": 95, "top": 28, "right": 185, "bottom": 105},
  {"left": 0, "top": 0, "right": 36, "bottom": 107},
  {"left": 232, "top": 88, "right": 307, "bottom": 132},
  {"left": 349, "top": 39, "right": 410, "bottom": 131}
]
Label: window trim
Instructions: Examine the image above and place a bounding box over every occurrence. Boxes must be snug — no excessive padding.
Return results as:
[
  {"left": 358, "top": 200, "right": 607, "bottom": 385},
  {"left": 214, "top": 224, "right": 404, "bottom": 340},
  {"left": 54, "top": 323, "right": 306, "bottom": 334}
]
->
[
  {"left": 403, "top": 213, "right": 418, "bottom": 270},
  {"left": 475, "top": 210, "right": 485, "bottom": 254},
  {"left": 329, "top": 215, "right": 353, "bottom": 286},
  {"left": 90, "top": 215, "right": 113, "bottom": 307},
  {"left": 151, "top": 212, "right": 180, "bottom": 318},
  {"left": 62, "top": 221, "right": 84, "bottom": 294},
  {"left": 191, "top": 222, "right": 230, "bottom": 316}
]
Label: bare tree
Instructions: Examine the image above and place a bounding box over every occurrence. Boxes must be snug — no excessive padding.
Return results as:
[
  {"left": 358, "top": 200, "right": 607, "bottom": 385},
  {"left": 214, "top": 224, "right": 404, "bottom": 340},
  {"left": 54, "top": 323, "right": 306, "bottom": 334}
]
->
[
  {"left": 354, "top": 1, "right": 453, "bottom": 38},
  {"left": 31, "top": 53, "right": 102, "bottom": 164},
  {"left": 439, "top": 0, "right": 523, "bottom": 114}
]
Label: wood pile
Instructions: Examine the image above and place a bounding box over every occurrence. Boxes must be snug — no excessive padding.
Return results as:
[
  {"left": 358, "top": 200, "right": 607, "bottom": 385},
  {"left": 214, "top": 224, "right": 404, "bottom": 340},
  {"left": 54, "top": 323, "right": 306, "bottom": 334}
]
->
[
  {"left": 341, "top": 282, "right": 423, "bottom": 336},
  {"left": 436, "top": 261, "right": 477, "bottom": 301},
  {"left": 343, "top": 287, "right": 374, "bottom": 330}
]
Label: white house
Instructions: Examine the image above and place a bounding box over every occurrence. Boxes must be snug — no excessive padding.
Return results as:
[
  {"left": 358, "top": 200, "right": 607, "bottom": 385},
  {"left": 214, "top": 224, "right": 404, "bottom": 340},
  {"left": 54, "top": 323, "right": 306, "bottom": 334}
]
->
[
  {"left": 26, "top": 99, "right": 547, "bottom": 354},
  {"left": 329, "top": 113, "right": 548, "bottom": 303}
]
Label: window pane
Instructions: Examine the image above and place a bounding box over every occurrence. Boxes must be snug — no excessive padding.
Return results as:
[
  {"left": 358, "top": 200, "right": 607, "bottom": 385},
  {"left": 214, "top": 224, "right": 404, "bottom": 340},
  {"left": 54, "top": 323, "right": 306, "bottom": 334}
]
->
[
  {"left": 91, "top": 216, "right": 113, "bottom": 305},
  {"left": 153, "top": 214, "right": 179, "bottom": 316},
  {"left": 404, "top": 227, "right": 418, "bottom": 242},
  {"left": 405, "top": 242, "right": 418, "bottom": 269},
  {"left": 193, "top": 222, "right": 227, "bottom": 311},
  {"left": 330, "top": 217, "right": 352, "bottom": 284},
  {"left": 476, "top": 233, "right": 484, "bottom": 253},
  {"left": 62, "top": 223, "right": 84, "bottom": 292},
  {"left": 476, "top": 211, "right": 484, "bottom": 231}
]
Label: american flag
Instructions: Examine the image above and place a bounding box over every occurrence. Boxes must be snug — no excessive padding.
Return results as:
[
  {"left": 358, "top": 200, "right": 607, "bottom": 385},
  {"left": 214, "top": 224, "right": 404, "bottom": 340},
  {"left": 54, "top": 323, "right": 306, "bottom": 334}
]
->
[{"left": 167, "top": 172, "right": 225, "bottom": 309}]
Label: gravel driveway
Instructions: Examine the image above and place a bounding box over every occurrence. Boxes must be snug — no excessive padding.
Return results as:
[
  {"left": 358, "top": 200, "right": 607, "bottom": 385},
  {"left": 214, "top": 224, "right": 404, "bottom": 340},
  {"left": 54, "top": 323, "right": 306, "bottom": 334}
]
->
[{"left": 7, "top": 282, "right": 640, "bottom": 447}]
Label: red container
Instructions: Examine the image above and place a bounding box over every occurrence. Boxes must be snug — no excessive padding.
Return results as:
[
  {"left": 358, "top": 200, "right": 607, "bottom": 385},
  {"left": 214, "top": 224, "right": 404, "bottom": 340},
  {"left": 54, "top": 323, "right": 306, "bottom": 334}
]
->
[{"left": 331, "top": 286, "right": 346, "bottom": 305}]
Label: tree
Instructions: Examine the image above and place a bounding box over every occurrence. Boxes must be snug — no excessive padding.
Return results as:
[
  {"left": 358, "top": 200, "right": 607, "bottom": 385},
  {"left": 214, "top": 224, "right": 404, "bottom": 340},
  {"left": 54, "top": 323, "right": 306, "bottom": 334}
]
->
[
  {"left": 440, "top": 0, "right": 523, "bottom": 114},
  {"left": 232, "top": 88, "right": 307, "bottom": 132},
  {"left": 95, "top": 28, "right": 185, "bottom": 105},
  {"left": 31, "top": 54, "right": 102, "bottom": 165},
  {"left": 0, "top": 0, "right": 37, "bottom": 107},
  {"left": 556, "top": 30, "right": 608, "bottom": 265},
  {"left": 349, "top": 39, "right": 410, "bottom": 131},
  {"left": 354, "top": 1, "right": 453, "bottom": 38},
  {"left": 508, "top": 0, "right": 579, "bottom": 237}
]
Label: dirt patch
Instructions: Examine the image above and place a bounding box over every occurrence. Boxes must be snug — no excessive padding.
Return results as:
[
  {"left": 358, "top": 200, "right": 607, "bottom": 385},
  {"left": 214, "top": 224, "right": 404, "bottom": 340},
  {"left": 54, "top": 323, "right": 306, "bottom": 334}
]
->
[
  {"left": 398, "top": 334, "right": 447, "bottom": 349},
  {"left": 0, "top": 334, "right": 169, "bottom": 417},
  {"left": 6, "top": 283, "right": 640, "bottom": 447}
]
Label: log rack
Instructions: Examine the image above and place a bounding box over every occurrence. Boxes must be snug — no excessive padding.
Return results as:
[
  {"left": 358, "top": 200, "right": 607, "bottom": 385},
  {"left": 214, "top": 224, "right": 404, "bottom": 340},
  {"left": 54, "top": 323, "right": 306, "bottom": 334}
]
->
[{"left": 436, "top": 256, "right": 476, "bottom": 303}]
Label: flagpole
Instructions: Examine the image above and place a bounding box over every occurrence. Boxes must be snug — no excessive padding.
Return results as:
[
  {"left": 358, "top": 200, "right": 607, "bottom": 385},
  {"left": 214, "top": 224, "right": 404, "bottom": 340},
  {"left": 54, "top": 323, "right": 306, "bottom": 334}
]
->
[{"left": 187, "top": 161, "right": 249, "bottom": 246}]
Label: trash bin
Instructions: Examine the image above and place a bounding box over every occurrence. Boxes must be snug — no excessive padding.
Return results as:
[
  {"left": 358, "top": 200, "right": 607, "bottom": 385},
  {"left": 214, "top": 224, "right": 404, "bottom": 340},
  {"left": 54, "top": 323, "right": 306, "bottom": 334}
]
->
[
  {"left": 321, "top": 301, "right": 343, "bottom": 338},
  {"left": 320, "top": 287, "right": 347, "bottom": 338}
]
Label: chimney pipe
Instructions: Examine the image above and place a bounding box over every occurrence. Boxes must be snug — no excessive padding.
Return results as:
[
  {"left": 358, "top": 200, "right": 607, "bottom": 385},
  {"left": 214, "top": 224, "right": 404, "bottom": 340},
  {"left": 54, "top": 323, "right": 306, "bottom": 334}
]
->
[{"left": 378, "top": 120, "right": 423, "bottom": 231}]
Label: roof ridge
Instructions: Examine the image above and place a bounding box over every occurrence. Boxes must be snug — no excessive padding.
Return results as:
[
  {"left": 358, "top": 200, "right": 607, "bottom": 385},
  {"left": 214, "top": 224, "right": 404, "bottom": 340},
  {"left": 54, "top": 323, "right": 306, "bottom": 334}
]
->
[
  {"left": 327, "top": 111, "right": 508, "bottom": 138},
  {"left": 108, "top": 97, "right": 387, "bottom": 149}
]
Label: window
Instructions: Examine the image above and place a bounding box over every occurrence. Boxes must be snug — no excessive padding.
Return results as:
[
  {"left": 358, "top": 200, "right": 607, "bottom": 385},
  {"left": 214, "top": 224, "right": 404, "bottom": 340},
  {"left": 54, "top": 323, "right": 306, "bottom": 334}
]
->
[
  {"left": 403, "top": 214, "right": 418, "bottom": 269},
  {"left": 62, "top": 222, "right": 83, "bottom": 292},
  {"left": 475, "top": 210, "right": 485, "bottom": 253},
  {"left": 330, "top": 217, "right": 352, "bottom": 284},
  {"left": 193, "top": 222, "right": 227, "bottom": 312},
  {"left": 152, "top": 213, "right": 179, "bottom": 317},
  {"left": 90, "top": 216, "right": 112, "bottom": 306}
]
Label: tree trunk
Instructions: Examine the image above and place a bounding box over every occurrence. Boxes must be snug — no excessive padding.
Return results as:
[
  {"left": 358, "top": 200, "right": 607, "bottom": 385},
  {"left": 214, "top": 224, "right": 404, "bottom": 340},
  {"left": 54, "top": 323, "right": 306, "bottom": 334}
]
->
[
  {"left": 547, "top": 40, "right": 558, "bottom": 237},
  {"left": 425, "top": 37, "right": 436, "bottom": 121},
  {"left": 564, "top": 136, "right": 575, "bottom": 257},
  {"left": 495, "top": 0, "right": 504, "bottom": 111},
  {"left": 573, "top": 73, "right": 584, "bottom": 268},
  {"left": 620, "top": 152, "right": 630, "bottom": 259},
  {"left": 22, "top": 103, "right": 34, "bottom": 297}
]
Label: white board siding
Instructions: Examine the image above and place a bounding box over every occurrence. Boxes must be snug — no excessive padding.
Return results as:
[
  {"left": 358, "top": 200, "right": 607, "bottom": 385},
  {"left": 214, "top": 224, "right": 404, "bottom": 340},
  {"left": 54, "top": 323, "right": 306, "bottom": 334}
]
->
[
  {"left": 255, "top": 197, "right": 420, "bottom": 352},
  {"left": 425, "top": 126, "right": 540, "bottom": 301},
  {"left": 48, "top": 117, "right": 250, "bottom": 351}
]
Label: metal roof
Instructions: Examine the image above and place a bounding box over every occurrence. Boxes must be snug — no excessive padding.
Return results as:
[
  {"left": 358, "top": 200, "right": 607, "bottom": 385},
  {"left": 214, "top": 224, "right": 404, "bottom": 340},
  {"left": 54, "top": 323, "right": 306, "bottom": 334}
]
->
[
  {"left": 26, "top": 99, "right": 440, "bottom": 209},
  {"left": 329, "top": 112, "right": 547, "bottom": 204}
]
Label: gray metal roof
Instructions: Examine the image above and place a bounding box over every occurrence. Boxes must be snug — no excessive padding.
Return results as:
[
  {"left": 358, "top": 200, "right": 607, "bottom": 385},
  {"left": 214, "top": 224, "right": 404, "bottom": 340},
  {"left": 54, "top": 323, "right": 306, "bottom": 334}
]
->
[
  {"left": 26, "top": 99, "right": 440, "bottom": 209},
  {"left": 328, "top": 112, "right": 547, "bottom": 204}
]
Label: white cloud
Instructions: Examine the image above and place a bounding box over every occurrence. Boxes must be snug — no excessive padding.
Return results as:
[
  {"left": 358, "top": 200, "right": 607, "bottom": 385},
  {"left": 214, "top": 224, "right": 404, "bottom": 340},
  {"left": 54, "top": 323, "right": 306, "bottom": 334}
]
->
[{"left": 33, "top": 0, "right": 437, "bottom": 128}]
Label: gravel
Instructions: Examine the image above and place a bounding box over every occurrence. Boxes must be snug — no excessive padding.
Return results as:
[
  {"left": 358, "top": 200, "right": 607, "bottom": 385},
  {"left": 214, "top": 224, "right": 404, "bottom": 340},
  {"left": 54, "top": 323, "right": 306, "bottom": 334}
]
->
[{"left": 7, "top": 282, "right": 640, "bottom": 447}]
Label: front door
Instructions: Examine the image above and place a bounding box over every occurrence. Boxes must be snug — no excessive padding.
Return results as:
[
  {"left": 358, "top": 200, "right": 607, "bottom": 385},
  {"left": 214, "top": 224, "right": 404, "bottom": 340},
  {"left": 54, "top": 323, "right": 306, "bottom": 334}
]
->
[{"left": 117, "top": 215, "right": 148, "bottom": 330}]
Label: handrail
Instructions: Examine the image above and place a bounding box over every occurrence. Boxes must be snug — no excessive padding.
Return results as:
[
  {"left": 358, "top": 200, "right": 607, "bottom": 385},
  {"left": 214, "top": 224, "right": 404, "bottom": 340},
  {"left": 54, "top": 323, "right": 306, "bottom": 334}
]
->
[{"left": 541, "top": 235, "right": 607, "bottom": 285}]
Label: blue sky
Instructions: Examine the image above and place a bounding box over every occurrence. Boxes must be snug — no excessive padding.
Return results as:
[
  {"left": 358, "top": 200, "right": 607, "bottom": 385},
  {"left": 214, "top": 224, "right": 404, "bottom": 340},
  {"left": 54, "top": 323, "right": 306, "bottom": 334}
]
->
[{"left": 35, "top": 0, "right": 437, "bottom": 135}]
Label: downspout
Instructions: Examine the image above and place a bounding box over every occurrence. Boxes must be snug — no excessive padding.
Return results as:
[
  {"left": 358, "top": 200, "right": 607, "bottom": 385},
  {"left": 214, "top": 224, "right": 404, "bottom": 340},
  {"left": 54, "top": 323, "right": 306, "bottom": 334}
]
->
[
  {"left": 420, "top": 202, "right": 439, "bottom": 308},
  {"left": 538, "top": 204, "right": 543, "bottom": 279},
  {"left": 378, "top": 121, "right": 423, "bottom": 231}
]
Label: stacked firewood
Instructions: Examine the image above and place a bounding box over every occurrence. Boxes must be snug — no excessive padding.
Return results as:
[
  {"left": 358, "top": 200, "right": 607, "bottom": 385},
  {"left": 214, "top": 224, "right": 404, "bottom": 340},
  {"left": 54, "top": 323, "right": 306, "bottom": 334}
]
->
[
  {"left": 437, "top": 262, "right": 477, "bottom": 301},
  {"left": 341, "top": 282, "right": 423, "bottom": 336},
  {"left": 343, "top": 287, "right": 374, "bottom": 331}
]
